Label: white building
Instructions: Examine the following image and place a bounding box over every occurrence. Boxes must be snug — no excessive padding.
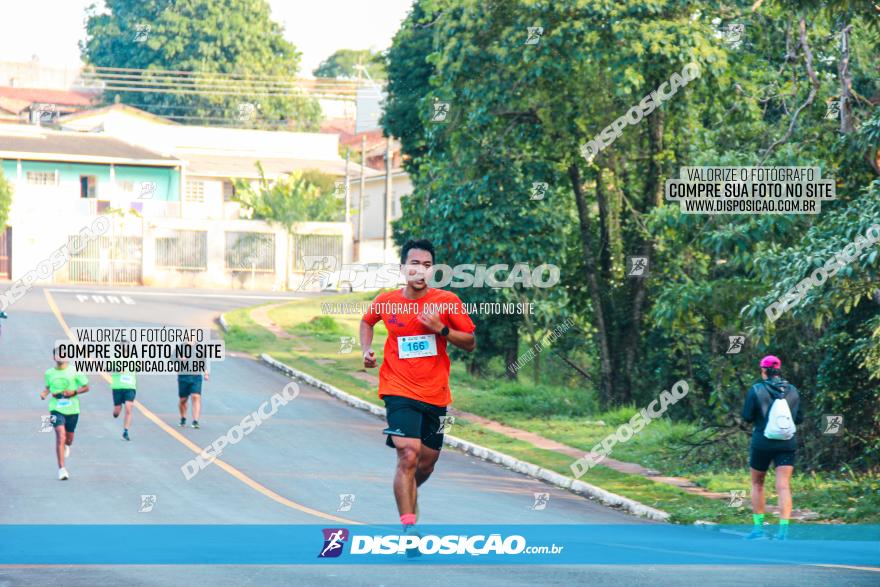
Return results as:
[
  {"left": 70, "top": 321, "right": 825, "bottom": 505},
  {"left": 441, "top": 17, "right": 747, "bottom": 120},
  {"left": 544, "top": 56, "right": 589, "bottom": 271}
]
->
[{"left": 0, "top": 111, "right": 363, "bottom": 289}]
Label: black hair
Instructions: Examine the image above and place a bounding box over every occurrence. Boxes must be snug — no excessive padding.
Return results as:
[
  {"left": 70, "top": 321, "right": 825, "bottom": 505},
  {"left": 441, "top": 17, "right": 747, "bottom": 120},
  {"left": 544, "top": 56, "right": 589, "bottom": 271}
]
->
[
  {"left": 764, "top": 367, "right": 781, "bottom": 378},
  {"left": 400, "top": 239, "right": 435, "bottom": 264}
]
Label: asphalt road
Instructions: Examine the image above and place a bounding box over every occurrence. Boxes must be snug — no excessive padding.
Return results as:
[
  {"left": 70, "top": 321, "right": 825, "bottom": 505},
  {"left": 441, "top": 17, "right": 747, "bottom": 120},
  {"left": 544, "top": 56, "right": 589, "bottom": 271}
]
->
[{"left": 0, "top": 284, "right": 876, "bottom": 586}]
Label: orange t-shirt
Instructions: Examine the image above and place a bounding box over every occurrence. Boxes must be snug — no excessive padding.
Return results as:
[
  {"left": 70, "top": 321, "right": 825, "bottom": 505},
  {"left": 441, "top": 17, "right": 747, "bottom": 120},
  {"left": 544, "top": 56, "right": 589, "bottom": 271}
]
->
[{"left": 362, "top": 288, "right": 476, "bottom": 407}]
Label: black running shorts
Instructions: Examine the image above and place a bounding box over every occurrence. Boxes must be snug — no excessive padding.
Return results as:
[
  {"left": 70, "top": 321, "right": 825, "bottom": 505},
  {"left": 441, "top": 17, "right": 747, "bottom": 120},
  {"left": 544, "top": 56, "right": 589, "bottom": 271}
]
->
[
  {"left": 750, "top": 447, "right": 796, "bottom": 471},
  {"left": 177, "top": 375, "right": 202, "bottom": 398},
  {"left": 382, "top": 395, "right": 448, "bottom": 451},
  {"left": 50, "top": 411, "right": 79, "bottom": 433},
  {"left": 112, "top": 389, "right": 136, "bottom": 406}
]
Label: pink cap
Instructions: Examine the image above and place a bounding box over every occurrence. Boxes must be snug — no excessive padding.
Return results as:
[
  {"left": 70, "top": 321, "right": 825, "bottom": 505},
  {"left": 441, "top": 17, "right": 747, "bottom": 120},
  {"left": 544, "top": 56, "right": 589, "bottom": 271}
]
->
[{"left": 760, "top": 355, "right": 781, "bottom": 369}]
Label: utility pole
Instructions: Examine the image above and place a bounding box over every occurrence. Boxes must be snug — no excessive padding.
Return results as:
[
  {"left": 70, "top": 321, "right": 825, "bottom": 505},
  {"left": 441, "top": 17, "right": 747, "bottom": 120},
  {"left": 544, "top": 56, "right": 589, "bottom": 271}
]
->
[
  {"left": 358, "top": 134, "right": 366, "bottom": 261},
  {"left": 383, "top": 136, "right": 392, "bottom": 261},
  {"left": 344, "top": 148, "right": 351, "bottom": 226}
]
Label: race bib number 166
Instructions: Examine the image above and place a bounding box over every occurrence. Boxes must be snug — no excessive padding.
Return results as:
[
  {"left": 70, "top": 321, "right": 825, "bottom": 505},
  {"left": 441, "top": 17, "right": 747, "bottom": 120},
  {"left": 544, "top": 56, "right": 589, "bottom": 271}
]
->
[{"left": 398, "top": 334, "right": 438, "bottom": 359}]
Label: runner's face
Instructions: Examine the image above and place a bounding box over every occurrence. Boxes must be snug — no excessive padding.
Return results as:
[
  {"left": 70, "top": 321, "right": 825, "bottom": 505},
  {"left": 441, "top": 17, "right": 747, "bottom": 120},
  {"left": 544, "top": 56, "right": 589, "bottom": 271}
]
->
[{"left": 402, "top": 249, "right": 433, "bottom": 290}]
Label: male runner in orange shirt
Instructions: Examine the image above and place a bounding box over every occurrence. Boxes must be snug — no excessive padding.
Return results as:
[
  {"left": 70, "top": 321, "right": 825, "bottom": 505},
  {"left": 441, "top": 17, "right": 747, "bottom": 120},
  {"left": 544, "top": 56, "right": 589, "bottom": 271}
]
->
[{"left": 361, "top": 239, "right": 476, "bottom": 536}]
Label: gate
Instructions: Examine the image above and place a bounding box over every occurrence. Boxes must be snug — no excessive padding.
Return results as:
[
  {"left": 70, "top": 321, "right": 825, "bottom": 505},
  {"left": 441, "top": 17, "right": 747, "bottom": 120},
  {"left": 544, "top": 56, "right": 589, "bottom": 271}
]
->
[
  {"left": 66, "top": 234, "right": 143, "bottom": 285},
  {"left": 291, "top": 233, "right": 343, "bottom": 270}
]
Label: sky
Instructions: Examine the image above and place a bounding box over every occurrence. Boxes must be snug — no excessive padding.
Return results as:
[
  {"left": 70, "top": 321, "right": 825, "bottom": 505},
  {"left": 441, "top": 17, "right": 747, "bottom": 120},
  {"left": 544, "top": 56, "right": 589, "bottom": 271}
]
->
[{"left": 0, "top": 0, "right": 414, "bottom": 77}]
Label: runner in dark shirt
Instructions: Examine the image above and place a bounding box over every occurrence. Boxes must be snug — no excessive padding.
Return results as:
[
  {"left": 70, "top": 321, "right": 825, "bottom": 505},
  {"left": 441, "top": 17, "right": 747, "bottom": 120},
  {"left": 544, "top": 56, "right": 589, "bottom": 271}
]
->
[{"left": 741, "top": 355, "right": 803, "bottom": 540}]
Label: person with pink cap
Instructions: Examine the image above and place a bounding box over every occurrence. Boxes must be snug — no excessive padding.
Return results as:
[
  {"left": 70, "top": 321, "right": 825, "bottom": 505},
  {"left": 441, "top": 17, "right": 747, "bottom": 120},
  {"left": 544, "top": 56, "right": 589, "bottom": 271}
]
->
[{"left": 741, "top": 355, "right": 803, "bottom": 540}]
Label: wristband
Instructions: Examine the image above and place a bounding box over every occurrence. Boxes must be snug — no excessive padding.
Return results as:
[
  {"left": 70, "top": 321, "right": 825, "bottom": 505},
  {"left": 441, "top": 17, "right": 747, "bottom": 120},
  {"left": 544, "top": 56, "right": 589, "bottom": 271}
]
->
[{"left": 440, "top": 326, "right": 450, "bottom": 337}]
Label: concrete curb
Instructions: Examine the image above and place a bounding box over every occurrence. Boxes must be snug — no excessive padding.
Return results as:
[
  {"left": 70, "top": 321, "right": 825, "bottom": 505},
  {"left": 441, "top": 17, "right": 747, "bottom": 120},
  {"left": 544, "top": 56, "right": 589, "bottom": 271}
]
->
[
  {"left": 259, "top": 352, "right": 670, "bottom": 522},
  {"left": 218, "top": 313, "right": 230, "bottom": 333}
]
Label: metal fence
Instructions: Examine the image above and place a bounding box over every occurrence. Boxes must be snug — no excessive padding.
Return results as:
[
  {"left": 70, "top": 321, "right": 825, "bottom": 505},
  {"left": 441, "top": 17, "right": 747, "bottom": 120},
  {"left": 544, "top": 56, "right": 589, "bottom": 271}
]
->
[
  {"left": 291, "top": 233, "right": 343, "bottom": 271},
  {"left": 67, "top": 235, "right": 142, "bottom": 285},
  {"left": 225, "top": 231, "right": 275, "bottom": 272},
  {"left": 156, "top": 230, "right": 208, "bottom": 271}
]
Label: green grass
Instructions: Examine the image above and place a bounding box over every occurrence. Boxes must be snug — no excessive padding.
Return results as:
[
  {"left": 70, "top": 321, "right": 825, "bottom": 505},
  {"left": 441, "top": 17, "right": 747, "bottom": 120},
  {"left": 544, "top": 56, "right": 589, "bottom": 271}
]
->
[{"left": 221, "top": 292, "right": 880, "bottom": 524}]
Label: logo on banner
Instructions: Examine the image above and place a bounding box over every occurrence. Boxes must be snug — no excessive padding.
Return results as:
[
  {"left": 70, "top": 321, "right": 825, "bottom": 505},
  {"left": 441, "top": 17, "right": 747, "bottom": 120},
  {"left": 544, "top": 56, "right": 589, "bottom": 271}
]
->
[{"left": 318, "top": 528, "right": 349, "bottom": 558}]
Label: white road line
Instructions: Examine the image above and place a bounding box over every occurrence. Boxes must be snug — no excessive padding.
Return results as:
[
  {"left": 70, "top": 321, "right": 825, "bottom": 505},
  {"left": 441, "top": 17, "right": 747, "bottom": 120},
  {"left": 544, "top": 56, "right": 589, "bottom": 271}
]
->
[
  {"left": 49, "top": 288, "right": 305, "bottom": 301},
  {"left": 813, "top": 564, "right": 880, "bottom": 573},
  {"left": 75, "top": 293, "right": 137, "bottom": 304}
]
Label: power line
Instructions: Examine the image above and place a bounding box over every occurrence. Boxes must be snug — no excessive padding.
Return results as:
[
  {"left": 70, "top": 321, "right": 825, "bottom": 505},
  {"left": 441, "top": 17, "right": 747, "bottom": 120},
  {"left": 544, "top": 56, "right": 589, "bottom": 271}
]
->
[
  {"left": 72, "top": 64, "right": 381, "bottom": 100},
  {"left": 84, "top": 64, "right": 367, "bottom": 86}
]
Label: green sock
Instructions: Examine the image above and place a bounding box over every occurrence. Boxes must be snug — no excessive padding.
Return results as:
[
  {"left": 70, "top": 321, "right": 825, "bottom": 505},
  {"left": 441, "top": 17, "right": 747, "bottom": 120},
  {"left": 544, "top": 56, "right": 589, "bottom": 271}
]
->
[
  {"left": 753, "top": 513, "right": 765, "bottom": 526},
  {"left": 779, "top": 519, "right": 789, "bottom": 526}
]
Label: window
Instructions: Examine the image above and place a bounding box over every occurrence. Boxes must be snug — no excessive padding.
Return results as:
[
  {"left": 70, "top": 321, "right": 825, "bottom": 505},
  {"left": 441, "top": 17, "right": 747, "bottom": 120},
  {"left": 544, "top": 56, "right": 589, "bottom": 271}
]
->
[
  {"left": 185, "top": 180, "right": 205, "bottom": 203},
  {"left": 118, "top": 180, "right": 135, "bottom": 193},
  {"left": 80, "top": 175, "right": 97, "bottom": 198},
  {"left": 26, "top": 171, "right": 57, "bottom": 186},
  {"left": 222, "top": 180, "right": 236, "bottom": 202}
]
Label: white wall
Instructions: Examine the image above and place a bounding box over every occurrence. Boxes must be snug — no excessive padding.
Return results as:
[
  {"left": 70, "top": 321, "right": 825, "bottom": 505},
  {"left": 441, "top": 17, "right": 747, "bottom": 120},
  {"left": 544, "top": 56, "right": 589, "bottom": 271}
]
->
[
  {"left": 351, "top": 173, "right": 413, "bottom": 245},
  {"left": 357, "top": 238, "right": 400, "bottom": 264},
  {"left": 143, "top": 217, "right": 287, "bottom": 290},
  {"left": 180, "top": 177, "right": 224, "bottom": 220},
  {"left": 7, "top": 209, "right": 352, "bottom": 291}
]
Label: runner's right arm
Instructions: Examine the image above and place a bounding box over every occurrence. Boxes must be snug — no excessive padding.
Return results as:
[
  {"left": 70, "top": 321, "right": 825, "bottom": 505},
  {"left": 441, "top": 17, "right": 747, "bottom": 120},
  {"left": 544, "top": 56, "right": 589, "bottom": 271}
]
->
[
  {"left": 741, "top": 386, "right": 756, "bottom": 423},
  {"left": 361, "top": 296, "right": 385, "bottom": 368},
  {"left": 360, "top": 319, "right": 376, "bottom": 368}
]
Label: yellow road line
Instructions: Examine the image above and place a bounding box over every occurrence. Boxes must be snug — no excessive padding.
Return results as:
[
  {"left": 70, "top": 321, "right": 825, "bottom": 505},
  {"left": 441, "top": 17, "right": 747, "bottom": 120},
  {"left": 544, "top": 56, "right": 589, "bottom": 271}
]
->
[{"left": 44, "top": 289, "right": 359, "bottom": 525}]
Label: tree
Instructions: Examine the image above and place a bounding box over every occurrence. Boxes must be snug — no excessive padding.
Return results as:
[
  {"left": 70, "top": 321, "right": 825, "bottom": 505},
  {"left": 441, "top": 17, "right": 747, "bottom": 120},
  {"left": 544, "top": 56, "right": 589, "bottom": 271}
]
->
[
  {"left": 382, "top": 0, "right": 880, "bottom": 469},
  {"left": 80, "top": 0, "right": 322, "bottom": 130},
  {"left": 0, "top": 169, "right": 11, "bottom": 229},
  {"left": 632, "top": 1, "right": 880, "bottom": 467},
  {"left": 384, "top": 0, "right": 725, "bottom": 401},
  {"left": 313, "top": 49, "right": 386, "bottom": 80},
  {"left": 234, "top": 166, "right": 343, "bottom": 287}
]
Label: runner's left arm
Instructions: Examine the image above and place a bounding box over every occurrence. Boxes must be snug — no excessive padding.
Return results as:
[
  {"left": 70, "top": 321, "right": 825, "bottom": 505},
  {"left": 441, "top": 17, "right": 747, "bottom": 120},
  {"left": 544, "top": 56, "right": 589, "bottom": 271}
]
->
[
  {"left": 443, "top": 295, "right": 476, "bottom": 352},
  {"left": 65, "top": 373, "right": 90, "bottom": 397},
  {"left": 791, "top": 385, "right": 804, "bottom": 424},
  {"left": 444, "top": 327, "right": 475, "bottom": 352},
  {"left": 417, "top": 311, "right": 475, "bottom": 352}
]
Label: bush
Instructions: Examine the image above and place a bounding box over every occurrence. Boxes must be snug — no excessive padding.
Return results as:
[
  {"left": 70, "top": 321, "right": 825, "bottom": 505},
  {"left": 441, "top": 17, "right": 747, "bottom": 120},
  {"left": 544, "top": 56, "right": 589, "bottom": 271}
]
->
[{"left": 297, "top": 315, "right": 343, "bottom": 335}]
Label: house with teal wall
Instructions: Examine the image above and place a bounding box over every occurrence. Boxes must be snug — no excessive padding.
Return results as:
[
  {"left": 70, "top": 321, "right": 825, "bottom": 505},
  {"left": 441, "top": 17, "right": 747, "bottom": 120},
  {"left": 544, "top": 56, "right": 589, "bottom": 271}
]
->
[
  {"left": 0, "top": 126, "right": 182, "bottom": 281},
  {"left": 0, "top": 127, "right": 181, "bottom": 216}
]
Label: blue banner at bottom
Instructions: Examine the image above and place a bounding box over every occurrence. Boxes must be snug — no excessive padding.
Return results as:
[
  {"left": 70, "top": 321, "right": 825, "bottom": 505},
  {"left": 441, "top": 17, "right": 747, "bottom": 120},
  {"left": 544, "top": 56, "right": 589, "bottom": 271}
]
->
[{"left": 1, "top": 525, "right": 877, "bottom": 565}]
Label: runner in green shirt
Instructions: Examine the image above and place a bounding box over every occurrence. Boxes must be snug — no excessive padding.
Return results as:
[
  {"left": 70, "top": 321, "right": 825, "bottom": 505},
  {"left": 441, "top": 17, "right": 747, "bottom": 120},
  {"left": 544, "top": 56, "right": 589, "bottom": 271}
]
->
[
  {"left": 40, "top": 349, "right": 89, "bottom": 480},
  {"left": 111, "top": 371, "right": 137, "bottom": 441}
]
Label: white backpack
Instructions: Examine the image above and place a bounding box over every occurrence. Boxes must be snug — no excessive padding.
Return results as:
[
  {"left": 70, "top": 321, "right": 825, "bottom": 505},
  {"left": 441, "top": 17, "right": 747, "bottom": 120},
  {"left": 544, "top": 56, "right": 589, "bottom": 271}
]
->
[{"left": 764, "top": 392, "right": 796, "bottom": 440}]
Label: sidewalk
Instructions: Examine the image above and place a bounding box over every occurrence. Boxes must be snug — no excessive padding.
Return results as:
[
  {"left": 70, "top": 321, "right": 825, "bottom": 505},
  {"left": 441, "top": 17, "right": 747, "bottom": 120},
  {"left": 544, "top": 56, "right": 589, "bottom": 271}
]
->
[{"left": 247, "top": 305, "right": 819, "bottom": 521}]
